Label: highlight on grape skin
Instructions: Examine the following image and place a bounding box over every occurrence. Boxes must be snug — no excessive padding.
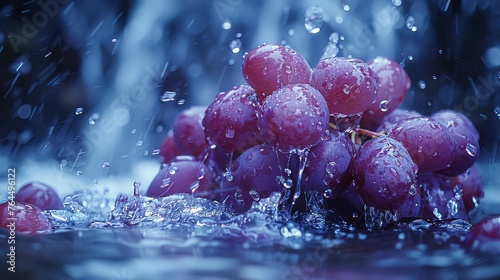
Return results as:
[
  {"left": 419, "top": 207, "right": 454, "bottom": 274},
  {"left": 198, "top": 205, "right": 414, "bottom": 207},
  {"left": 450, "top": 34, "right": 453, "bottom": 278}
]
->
[
  {"left": 0, "top": 201, "right": 52, "bottom": 233},
  {"left": 15, "top": 181, "right": 63, "bottom": 210}
]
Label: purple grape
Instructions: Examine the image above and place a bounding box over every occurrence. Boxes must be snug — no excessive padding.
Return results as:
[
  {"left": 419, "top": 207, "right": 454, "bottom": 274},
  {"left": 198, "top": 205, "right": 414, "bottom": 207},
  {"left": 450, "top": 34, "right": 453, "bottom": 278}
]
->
[
  {"left": 450, "top": 165, "right": 483, "bottom": 212},
  {"left": 388, "top": 117, "right": 456, "bottom": 174},
  {"left": 361, "top": 56, "right": 412, "bottom": 131},
  {"left": 222, "top": 144, "right": 287, "bottom": 214},
  {"left": 432, "top": 109, "right": 479, "bottom": 140},
  {"left": 173, "top": 106, "right": 208, "bottom": 158},
  {"left": 377, "top": 109, "right": 422, "bottom": 133},
  {"left": 353, "top": 136, "right": 418, "bottom": 211},
  {"left": 311, "top": 57, "right": 379, "bottom": 115},
  {"left": 159, "top": 130, "right": 179, "bottom": 164},
  {"left": 419, "top": 173, "right": 468, "bottom": 220},
  {"left": 203, "top": 85, "right": 263, "bottom": 153},
  {"left": 257, "top": 84, "right": 329, "bottom": 151},
  {"left": 303, "top": 130, "right": 356, "bottom": 197},
  {"left": 324, "top": 182, "right": 365, "bottom": 225},
  {"left": 0, "top": 201, "right": 52, "bottom": 233},
  {"left": 432, "top": 111, "right": 479, "bottom": 176},
  {"left": 466, "top": 216, "right": 500, "bottom": 253},
  {"left": 146, "top": 157, "right": 216, "bottom": 199},
  {"left": 15, "top": 181, "right": 63, "bottom": 210},
  {"left": 242, "top": 44, "right": 312, "bottom": 101}
]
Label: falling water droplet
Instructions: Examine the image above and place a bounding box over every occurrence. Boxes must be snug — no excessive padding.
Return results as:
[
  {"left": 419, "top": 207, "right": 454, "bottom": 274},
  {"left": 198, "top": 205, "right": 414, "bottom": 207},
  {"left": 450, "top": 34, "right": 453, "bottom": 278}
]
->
[
  {"left": 136, "top": 140, "right": 143, "bottom": 147},
  {"left": 343, "top": 4, "right": 350, "bottom": 11},
  {"left": 133, "top": 181, "right": 141, "bottom": 196},
  {"left": 288, "top": 29, "right": 295, "bottom": 36},
  {"left": 379, "top": 100, "right": 389, "bottom": 112},
  {"left": 88, "top": 113, "right": 100, "bottom": 125},
  {"left": 76, "top": 171, "right": 83, "bottom": 176},
  {"left": 418, "top": 80, "right": 426, "bottom": 89},
  {"left": 320, "top": 32, "right": 340, "bottom": 60},
  {"left": 221, "top": 20, "right": 232, "bottom": 30},
  {"left": 102, "top": 161, "right": 110, "bottom": 168},
  {"left": 392, "top": 0, "right": 402, "bottom": 6},
  {"left": 75, "top": 107, "right": 84, "bottom": 115},
  {"left": 406, "top": 16, "right": 415, "bottom": 30},
  {"left": 161, "top": 91, "right": 176, "bottom": 102},
  {"left": 304, "top": 6, "right": 325, "bottom": 34},
  {"left": 283, "top": 178, "right": 293, "bottom": 189},
  {"left": 494, "top": 106, "right": 500, "bottom": 119},
  {"left": 230, "top": 39, "right": 242, "bottom": 53}
]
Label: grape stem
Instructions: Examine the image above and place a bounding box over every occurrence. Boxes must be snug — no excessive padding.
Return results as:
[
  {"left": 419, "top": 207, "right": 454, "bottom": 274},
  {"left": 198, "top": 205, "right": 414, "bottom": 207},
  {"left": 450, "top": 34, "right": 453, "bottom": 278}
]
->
[{"left": 357, "top": 128, "right": 385, "bottom": 138}]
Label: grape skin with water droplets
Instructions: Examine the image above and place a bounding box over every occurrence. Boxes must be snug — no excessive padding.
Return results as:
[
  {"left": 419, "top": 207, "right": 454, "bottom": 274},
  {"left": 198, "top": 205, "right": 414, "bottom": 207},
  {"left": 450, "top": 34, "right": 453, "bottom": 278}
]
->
[
  {"left": 419, "top": 173, "right": 468, "bottom": 220},
  {"left": 15, "top": 181, "right": 63, "bottom": 210},
  {"left": 146, "top": 157, "right": 216, "bottom": 199},
  {"left": 222, "top": 144, "right": 287, "bottom": 214},
  {"left": 0, "top": 201, "right": 52, "bottom": 233},
  {"left": 388, "top": 117, "right": 456, "bottom": 174},
  {"left": 203, "top": 85, "right": 263, "bottom": 153},
  {"left": 303, "top": 130, "right": 356, "bottom": 197},
  {"left": 242, "top": 44, "right": 312, "bottom": 101},
  {"left": 258, "top": 84, "right": 329, "bottom": 151},
  {"left": 377, "top": 109, "right": 422, "bottom": 133},
  {"left": 173, "top": 106, "right": 208, "bottom": 158},
  {"left": 353, "top": 136, "right": 418, "bottom": 211},
  {"left": 360, "top": 56, "right": 412, "bottom": 131},
  {"left": 311, "top": 57, "right": 379, "bottom": 115}
]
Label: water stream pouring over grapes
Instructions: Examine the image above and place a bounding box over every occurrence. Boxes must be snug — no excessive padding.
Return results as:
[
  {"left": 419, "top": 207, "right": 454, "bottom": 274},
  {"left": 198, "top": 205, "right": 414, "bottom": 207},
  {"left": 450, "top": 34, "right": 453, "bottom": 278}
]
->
[{"left": 1, "top": 1, "right": 500, "bottom": 279}]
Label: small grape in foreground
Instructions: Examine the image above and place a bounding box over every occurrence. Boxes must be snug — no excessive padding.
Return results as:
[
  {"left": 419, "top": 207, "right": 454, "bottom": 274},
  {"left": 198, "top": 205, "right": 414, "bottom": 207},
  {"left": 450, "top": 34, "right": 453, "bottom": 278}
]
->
[
  {"left": 242, "top": 44, "right": 312, "bottom": 100},
  {"left": 222, "top": 144, "right": 287, "bottom": 214},
  {"left": 258, "top": 84, "right": 329, "bottom": 151},
  {"left": 203, "top": 85, "right": 262, "bottom": 153},
  {"left": 353, "top": 136, "right": 418, "bottom": 211},
  {"left": 173, "top": 106, "right": 208, "bottom": 158},
  {"left": 146, "top": 157, "right": 216, "bottom": 199},
  {"left": 361, "top": 56, "right": 412, "bottom": 131},
  {"left": 0, "top": 201, "right": 52, "bottom": 233},
  {"left": 303, "top": 130, "right": 356, "bottom": 197},
  {"left": 388, "top": 117, "right": 456, "bottom": 174},
  {"left": 419, "top": 173, "right": 468, "bottom": 220},
  {"left": 159, "top": 130, "right": 179, "bottom": 164},
  {"left": 311, "top": 57, "right": 379, "bottom": 115},
  {"left": 15, "top": 181, "right": 63, "bottom": 210},
  {"left": 466, "top": 216, "right": 500, "bottom": 254}
]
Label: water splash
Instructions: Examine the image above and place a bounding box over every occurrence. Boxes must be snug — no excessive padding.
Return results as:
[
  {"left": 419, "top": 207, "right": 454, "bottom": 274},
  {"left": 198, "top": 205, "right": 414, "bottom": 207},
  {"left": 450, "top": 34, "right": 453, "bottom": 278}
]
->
[{"left": 304, "top": 6, "right": 325, "bottom": 34}]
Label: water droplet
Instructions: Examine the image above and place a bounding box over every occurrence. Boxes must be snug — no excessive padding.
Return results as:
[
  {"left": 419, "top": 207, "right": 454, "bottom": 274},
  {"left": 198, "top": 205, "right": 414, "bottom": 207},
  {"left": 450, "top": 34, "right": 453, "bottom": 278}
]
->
[
  {"left": 343, "top": 84, "right": 350, "bottom": 94},
  {"left": 133, "top": 181, "right": 141, "bottom": 195},
  {"left": 230, "top": 39, "right": 242, "bottom": 53},
  {"left": 88, "top": 113, "right": 100, "bottom": 125},
  {"left": 466, "top": 143, "right": 477, "bottom": 157},
  {"left": 197, "top": 168, "right": 206, "bottom": 180},
  {"left": 168, "top": 166, "right": 178, "bottom": 175},
  {"left": 131, "top": 129, "right": 137, "bottom": 134},
  {"left": 161, "top": 178, "right": 171, "bottom": 187},
  {"left": 177, "top": 99, "right": 185, "bottom": 105},
  {"left": 408, "top": 55, "right": 414, "bottom": 61},
  {"left": 288, "top": 29, "right": 295, "bottom": 36},
  {"left": 320, "top": 32, "right": 340, "bottom": 60},
  {"left": 236, "top": 32, "right": 242, "bottom": 38},
  {"left": 17, "top": 104, "right": 32, "bottom": 119},
  {"left": 228, "top": 59, "right": 235, "bottom": 65},
  {"left": 494, "top": 106, "right": 500, "bottom": 119},
  {"left": 343, "top": 4, "right": 350, "bottom": 11},
  {"left": 225, "top": 128, "right": 235, "bottom": 138},
  {"left": 224, "top": 171, "right": 233, "bottom": 182},
  {"left": 102, "top": 161, "right": 110, "bottom": 168},
  {"left": 161, "top": 91, "right": 176, "bottom": 102},
  {"left": 438, "top": 49, "right": 444, "bottom": 55},
  {"left": 433, "top": 208, "right": 443, "bottom": 220},
  {"left": 352, "top": 212, "right": 359, "bottom": 218},
  {"left": 283, "top": 178, "right": 293, "bottom": 189},
  {"left": 323, "top": 189, "right": 333, "bottom": 199},
  {"left": 406, "top": 16, "right": 415, "bottom": 30},
  {"left": 447, "top": 199, "right": 459, "bottom": 216},
  {"left": 75, "top": 107, "right": 84, "bottom": 115},
  {"left": 76, "top": 171, "right": 83, "bottom": 176},
  {"left": 392, "top": 0, "right": 402, "bottom": 6},
  {"left": 379, "top": 100, "right": 389, "bottom": 112},
  {"left": 285, "top": 65, "right": 292, "bottom": 74},
  {"left": 249, "top": 189, "right": 260, "bottom": 201},
  {"left": 304, "top": 6, "right": 325, "bottom": 34},
  {"left": 418, "top": 80, "right": 426, "bottom": 89},
  {"left": 189, "top": 181, "right": 200, "bottom": 192},
  {"left": 221, "top": 20, "right": 232, "bottom": 30},
  {"left": 136, "top": 140, "right": 143, "bottom": 147},
  {"left": 152, "top": 149, "right": 160, "bottom": 155}
]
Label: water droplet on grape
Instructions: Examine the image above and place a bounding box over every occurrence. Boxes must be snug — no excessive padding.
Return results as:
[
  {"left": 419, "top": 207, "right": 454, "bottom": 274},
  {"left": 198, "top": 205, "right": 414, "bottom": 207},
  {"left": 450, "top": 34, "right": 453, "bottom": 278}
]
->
[
  {"left": 224, "top": 171, "right": 233, "bottom": 182},
  {"left": 304, "top": 5, "right": 325, "bottom": 34},
  {"left": 323, "top": 189, "right": 333, "bottom": 199},
  {"left": 285, "top": 65, "right": 292, "bottom": 74},
  {"left": 466, "top": 143, "right": 477, "bottom": 157},
  {"left": 161, "top": 178, "right": 171, "bottom": 188},
  {"left": 225, "top": 128, "right": 235, "bottom": 139},
  {"left": 379, "top": 100, "right": 390, "bottom": 112},
  {"left": 447, "top": 199, "right": 458, "bottom": 216},
  {"left": 409, "top": 184, "right": 417, "bottom": 195},
  {"left": 406, "top": 16, "right": 415, "bottom": 30},
  {"left": 283, "top": 178, "right": 293, "bottom": 189},
  {"left": 249, "top": 189, "right": 260, "bottom": 201},
  {"left": 168, "top": 166, "right": 178, "bottom": 175}
]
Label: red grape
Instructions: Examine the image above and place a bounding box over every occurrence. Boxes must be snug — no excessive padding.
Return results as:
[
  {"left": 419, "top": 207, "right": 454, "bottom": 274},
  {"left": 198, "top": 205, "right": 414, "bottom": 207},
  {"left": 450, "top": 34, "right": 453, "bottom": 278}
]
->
[
  {"left": 242, "top": 44, "right": 312, "bottom": 100},
  {"left": 303, "top": 130, "right": 355, "bottom": 197},
  {"left": 466, "top": 216, "right": 500, "bottom": 253},
  {"left": 146, "top": 157, "right": 216, "bottom": 199},
  {"left": 203, "top": 85, "right": 262, "bottom": 153},
  {"left": 353, "top": 136, "right": 418, "bottom": 211},
  {"left": 173, "top": 106, "right": 208, "bottom": 158},
  {"left": 388, "top": 117, "right": 456, "bottom": 174},
  {"left": 0, "top": 201, "right": 52, "bottom": 233},
  {"left": 159, "top": 130, "right": 179, "bottom": 164},
  {"left": 432, "top": 110, "right": 479, "bottom": 140},
  {"left": 15, "top": 181, "right": 63, "bottom": 210},
  {"left": 311, "top": 57, "right": 379, "bottom": 115},
  {"left": 450, "top": 165, "right": 483, "bottom": 212},
  {"left": 257, "top": 84, "right": 329, "bottom": 151},
  {"left": 360, "top": 56, "right": 411, "bottom": 130},
  {"left": 377, "top": 109, "right": 422, "bottom": 133}
]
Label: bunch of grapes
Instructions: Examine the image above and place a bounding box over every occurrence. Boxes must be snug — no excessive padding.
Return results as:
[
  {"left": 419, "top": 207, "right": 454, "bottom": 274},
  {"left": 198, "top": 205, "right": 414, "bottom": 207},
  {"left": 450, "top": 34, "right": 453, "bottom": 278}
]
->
[{"left": 151, "top": 43, "right": 484, "bottom": 226}]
